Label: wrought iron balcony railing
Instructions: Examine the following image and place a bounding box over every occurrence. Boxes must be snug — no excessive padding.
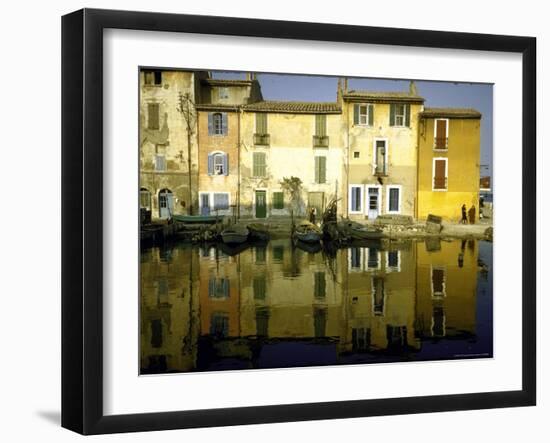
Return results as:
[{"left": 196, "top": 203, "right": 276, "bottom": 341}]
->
[
  {"left": 254, "top": 133, "right": 270, "bottom": 146},
  {"left": 313, "top": 135, "right": 329, "bottom": 148},
  {"left": 434, "top": 137, "right": 448, "bottom": 150}
]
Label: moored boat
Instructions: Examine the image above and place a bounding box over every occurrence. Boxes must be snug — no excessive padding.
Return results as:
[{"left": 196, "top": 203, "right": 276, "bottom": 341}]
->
[
  {"left": 292, "top": 221, "right": 322, "bottom": 243},
  {"left": 173, "top": 214, "right": 220, "bottom": 224},
  {"left": 247, "top": 223, "right": 270, "bottom": 241},
  {"left": 338, "top": 220, "right": 384, "bottom": 240},
  {"left": 221, "top": 225, "right": 249, "bottom": 244}
]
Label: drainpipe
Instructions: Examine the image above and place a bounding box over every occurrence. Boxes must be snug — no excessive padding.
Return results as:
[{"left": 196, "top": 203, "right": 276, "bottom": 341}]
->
[{"left": 237, "top": 106, "right": 241, "bottom": 219}]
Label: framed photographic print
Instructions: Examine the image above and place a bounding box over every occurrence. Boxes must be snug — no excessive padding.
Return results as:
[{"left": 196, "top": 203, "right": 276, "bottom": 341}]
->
[{"left": 61, "top": 8, "right": 536, "bottom": 435}]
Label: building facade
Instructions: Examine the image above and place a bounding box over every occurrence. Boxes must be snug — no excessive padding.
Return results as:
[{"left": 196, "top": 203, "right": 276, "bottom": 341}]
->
[{"left": 417, "top": 108, "right": 482, "bottom": 221}]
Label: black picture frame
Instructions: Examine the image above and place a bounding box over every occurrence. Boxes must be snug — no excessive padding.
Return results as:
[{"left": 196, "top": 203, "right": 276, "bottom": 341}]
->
[{"left": 62, "top": 8, "right": 536, "bottom": 435}]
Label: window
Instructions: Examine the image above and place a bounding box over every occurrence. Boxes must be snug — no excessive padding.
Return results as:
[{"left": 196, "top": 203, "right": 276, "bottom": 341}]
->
[
  {"left": 373, "top": 139, "right": 387, "bottom": 175},
  {"left": 353, "top": 151, "right": 360, "bottom": 159},
  {"left": 353, "top": 103, "right": 374, "bottom": 126},
  {"left": 387, "top": 186, "right": 401, "bottom": 213},
  {"left": 255, "top": 246, "right": 266, "bottom": 264},
  {"left": 367, "top": 248, "right": 380, "bottom": 270},
  {"left": 253, "top": 152, "right": 267, "bottom": 177},
  {"left": 349, "top": 247, "right": 362, "bottom": 271},
  {"left": 386, "top": 250, "right": 400, "bottom": 272},
  {"left": 314, "top": 272, "right": 326, "bottom": 299},
  {"left": 434, "top": 119, "right": 449, "bottom": 150},
  {"left": 313, "top": 114, "right": 329, "bottom": 147},
  {"left": 218, "top": 87, "right": 229, "bottom": 99},
  {"left": 352, "top": 328, "right": 371, "bottom": 351},
  {"left": 253, "top": 276, "right": 267, "bottom": 300},
  {"left": 154, "top": 154, "right": 166, "bottom": 172},
  {"left": 372, "top": 277, "right": 385, "bottom": 316},
  {"left": 433, "top": 158, "right": 448, "bottom": 190},
  {"left": 256, "top": 113, "right": 268, "bottom": 134},
  {"left": 208, "top": 278, "right": 230, "bottom": 299},
  {"left": 314, "top": 156, "right": 327, "bottom": 184},
  {"left": 150, "top": 319, "right": 163, "bottom": 348},
  {"left": 213, "top": 193, "right": 229, "bottom": 210},
  {"left": 272, "top": 192, "right": 284, "bottom": 209},
  {"left": 389, "top": 103, "right": 410, "bottom": 127},
  {"left": 147, "top": 103, "right": 160, "bottom": 130},
  {"left": 431, "top": 267, "right": 446, "bottom": 298},
  {"left": 208, "top": 112, "right": 228, "bottom": 136},
  {"left": 144, "top": 70, "right": 162, "bottom": 86},
  {"left": 207, "top": 152, "right": 228, "bottom": 176},
  {"left": 210, "top": 313, "right": 229, "bottom": 337},
  {"left": 349, "top": 185, "right": 363, "bottom": 213},
  {"left": 140, "top": 188, "right": 151, "bottom": 209}
]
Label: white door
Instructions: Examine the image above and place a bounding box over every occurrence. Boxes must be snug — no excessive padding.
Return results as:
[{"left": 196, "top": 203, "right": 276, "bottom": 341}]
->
[
  {"left": 367, "top": 187, "right": 380, "bottom": 219},
  {"left": 159, "top": 189, "right": 173, "bottom": 219}
]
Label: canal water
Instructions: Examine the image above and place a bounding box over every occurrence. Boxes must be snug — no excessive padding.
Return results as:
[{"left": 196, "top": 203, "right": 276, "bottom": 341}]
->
[{"left": 140, "top": 238, "right": 493, "bottom": 374}]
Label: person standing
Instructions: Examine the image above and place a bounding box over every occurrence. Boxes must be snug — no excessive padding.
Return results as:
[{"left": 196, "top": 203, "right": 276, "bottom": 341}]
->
[
  {"left": 468, "top": 205, "right": 476, "bottom": 224},
  {"left": 461, "top": 204, "right": 468, "bottom": 224}
]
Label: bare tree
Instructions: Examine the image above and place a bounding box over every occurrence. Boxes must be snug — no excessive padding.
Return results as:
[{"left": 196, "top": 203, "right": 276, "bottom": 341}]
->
[{"left": 177, "top": 92, "right": 197, "bottom": 215}]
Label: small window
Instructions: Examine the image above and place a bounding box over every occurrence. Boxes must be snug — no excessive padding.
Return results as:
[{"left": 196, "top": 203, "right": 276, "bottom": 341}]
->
[
  {"left": 367, "top": 248, "right": 380, "bottom": 270},
  {"left": 253, "top": 276, "right": 267, "bottom": 300},
  {"left": 349, "top": 247, "right": 362, "bottom": 270},
  {"left": 255, "top": 246, "right": 266, "bottom": 264},
  {"left": 147, "top": 103, "right": 160, "bottom": 130},
  {"left": 213, "top": 193, "right": 229, "bottom": 210},
  {"left": 353, "top": 151, "right": 360, "bottom": 159},
  {"left": 253, "top": 152, "right": 267, "bottom": 177},
  {"left": 208, "top": 152, "right": 228, "bottom": 176},
  {"left": 349, "top": 185, "right": 363, "bottom": 213},
  {"left": 210, "top": 313, "right": 229, "bottom": 337},
  {"left": 354, "top": 103, "right": 374, "bottom": 126},
  {"left": 140, "top": 188, "right": 151, "bottom": 209},
  {"left": 272, "top": 192, "right": 284, "bottom": 210},
  {"left": 208, "top": 278, "right": 230, "bottom": 299},
  {"left": 208, "top": 112, "right": 228, "bottom": 136},
  {"left": 386, "top": 250, "right": 400, "bottom": 272},
  {"left": 387, "top": 186, "right": 401, "bottom": 213},
  {"left": 144, "top": 70, "right": 162, "bottom": 86},
  {"left": 218, "top": 87, "right": 229, "bottom": 99},
  {"left": 390, "top": 103, "right": 410, "bottom": 127},
  {"left": 154, "top": 154, "right": 166, "bottom": 172}
]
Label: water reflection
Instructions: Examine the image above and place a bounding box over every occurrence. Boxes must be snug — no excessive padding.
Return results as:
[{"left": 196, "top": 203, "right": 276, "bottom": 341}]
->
[{"left": 140, "top": 239, "right": 493, "bottom": 374}]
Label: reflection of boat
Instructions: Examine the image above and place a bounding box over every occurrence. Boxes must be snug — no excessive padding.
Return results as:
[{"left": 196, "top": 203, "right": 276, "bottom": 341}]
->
[
  {"left": 173, "top": 214, "right": 220, "bottom": 224},
  {"left": 294, "top": 240, "right": 323, "bottom": 254},
  {"left": 293, "top": 221, "right": 322, "bottom": 243},
  {"left": 338, "top": 220, "right": 384, "bottom": 240},
  {"left": 218, "top": 241, "right": 251, "bottom": 256},
  {"left": 247, "top": 223, "right": 270, "bottom": 241},
  {"left": 221, "top": 225, "right": 249, "bottom": 244}
]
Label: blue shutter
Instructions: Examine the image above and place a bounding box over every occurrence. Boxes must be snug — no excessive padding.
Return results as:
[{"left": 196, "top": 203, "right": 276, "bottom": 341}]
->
[
  {"left": 223, "top": 153, "right": 229, "bottom": 176},
  {"left": 207, "top": 153, "right": 214, "bottom": 175},
  {"left": 353, "top": 104, "right": 359, "bottom": 125},
  {"left": 208, "top": 113, "right": 213, "bottom": 135},
  {"left": 222, "top": 113, "right": 228, "bottom": 135},
  {"left": 351, "top": 187, "right": 357, "bottom": 211}
]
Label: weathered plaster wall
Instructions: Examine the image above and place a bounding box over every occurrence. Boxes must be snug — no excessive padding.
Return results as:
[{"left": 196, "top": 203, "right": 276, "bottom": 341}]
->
[
  {"left": 417, "top": 118, "right": 481, "bottom": 221},
  {"left": 139, "top": 70, "right": 199, "bottom": 218}
]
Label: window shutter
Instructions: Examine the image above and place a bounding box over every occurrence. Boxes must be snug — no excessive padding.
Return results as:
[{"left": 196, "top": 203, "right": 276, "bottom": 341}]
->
[
  {"left": 207, "top": 153, "right": 214, "bottom": 175},
  {"left": 315, "top": 114, "right": 327, "bottom": 136},
  {"left": 148, "top": 103, "right": 160, "bottom": 130},
  {"left": 353, "top": 104, "right": 359, "bottom": 125},
  {"left": 389, "top": 104, "right": 395, "bottom": 126},
  {"left": 314, "top": 157, "right": 320, "bottom": 183},
  {"left": 208, "top": 113, "right": 213, "bottom": 135},
  {"left": 351, "top": 187, "right": 357, "bottom": 210},
  {"left": 223, "top": 153, "right": 229, "bottom": 176},
  {"left": 256, "top": 113, "right": 267, "bottom": 134},
  {"left": 405, "top": 104, "right": 411, "bottom": 127},
  {"left": 222, "top": 113, "right": 228, "bottom": 135},
  {"left": 318, "top": 157, "right": 326, "bottom": 183},
  {"left": 368, "top": 104, "right": 374, "bottom": 126}
]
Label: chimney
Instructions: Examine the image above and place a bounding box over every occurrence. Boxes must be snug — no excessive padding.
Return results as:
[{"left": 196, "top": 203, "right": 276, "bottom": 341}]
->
[{"left": 409, "top": 80, "right": 418, "bottom": 96}]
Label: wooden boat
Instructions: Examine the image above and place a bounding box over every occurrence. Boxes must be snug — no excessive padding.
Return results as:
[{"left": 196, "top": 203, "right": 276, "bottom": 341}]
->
[
  {"left": 221, "top": 225, "right": 249, "bottom": 244},
  {"left": 294, "top": 239, "right": 322, "bottom": 254},
  {"left": 292, "top": 221, "right": 322, "bottom": 243},
  {"left": 247, "top": 223, "right": 270, "bottom": 241},
  {"left": 338, "top": 220, "right": 384, "bottom": 240},
  {"left": 173, "top": 214, "right": 220, "bottom": 224}
]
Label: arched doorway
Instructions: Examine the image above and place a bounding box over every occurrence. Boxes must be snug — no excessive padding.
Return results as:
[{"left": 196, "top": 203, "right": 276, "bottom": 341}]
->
[{"left": 158, "top": 188, "right": 173, "bottom": 219}]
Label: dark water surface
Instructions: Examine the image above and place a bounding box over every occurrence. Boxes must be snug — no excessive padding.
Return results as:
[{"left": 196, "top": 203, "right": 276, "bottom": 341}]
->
[{"left": 140, "top": 238, "right": 493, "bottom": 374}]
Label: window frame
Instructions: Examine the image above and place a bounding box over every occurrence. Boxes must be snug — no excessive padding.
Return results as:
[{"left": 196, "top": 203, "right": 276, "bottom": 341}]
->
[
  {"left": 358, "top": 104, "right": 370, "bottom": 126},
  {"left": 212, "top": 152, "right": 226, "bottom": 175},
  {"left": 272, "top": 191, "right": 285, "bottom": 210},
  {"left": 386, "top": 185, "right": 402, "bottom": 214},
  {"left": 386, "top": 250, "right": 401, "bottom": 273},
  {"left": 252, "top": 151, "right": 267, "bottom": 178},
  {"left": 218, "top": 87, "right": 229, "bottom": 100},
  {"left": 147, "top": 102, "right": 160, "bottom": 130},
  {"left": 430, "top": 266, "right": 447, "bottom": 299},
  {"left": 348, "top": 184, "right": 364, "bottom": 214},
  {"left": 154, "top": 153, "right": 166, "bottom": 172},
  {"left": 393, "top": 103, "right": 406, "bottom": 127},
  {"left": 433, "top": 118, "right": 450, "bottom": 151},
  {"left": 372, "top": 138, "right": 389, "bottom": 176},
  {"left": 212, "top": 112, "right": 224, "bottom": 135}
]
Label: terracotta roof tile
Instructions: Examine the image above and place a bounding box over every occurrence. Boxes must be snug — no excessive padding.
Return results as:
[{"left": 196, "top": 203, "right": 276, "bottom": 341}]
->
[
  {"left": 343, "top": 90, "right": 425, "bottom": 103},
  {"left": 244, "top": 100, "right": 341, "bottom": 114},
  {"left": 421, "top": 107, "right": 482, "bottom": 118}
]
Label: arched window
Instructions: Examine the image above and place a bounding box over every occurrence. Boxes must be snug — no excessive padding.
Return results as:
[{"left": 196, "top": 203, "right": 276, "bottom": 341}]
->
[
  {"left": 140, "top": 187, "right": 151, "bottom": 209},
  {"left": 208, "top": 152, "right": 228, "bottom": 176},
  {"left": 213, "top": 112, "right": 223, "bottom": 135}
]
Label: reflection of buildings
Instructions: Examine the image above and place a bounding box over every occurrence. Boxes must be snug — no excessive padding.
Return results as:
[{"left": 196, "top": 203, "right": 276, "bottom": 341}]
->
[{"left": 140, "top": 239, "right": 484, "bottom": 373}]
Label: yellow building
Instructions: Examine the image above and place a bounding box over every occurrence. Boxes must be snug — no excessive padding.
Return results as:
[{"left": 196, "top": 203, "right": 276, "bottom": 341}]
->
[
  {"left": 341, "top": 82, "right": 424, "bottom": 220},
  {"left": 417, "top": 108, "right": 482, "bottom": 221}
]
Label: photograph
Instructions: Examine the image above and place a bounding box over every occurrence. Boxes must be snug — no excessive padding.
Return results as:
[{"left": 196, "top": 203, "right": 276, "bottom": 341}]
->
[{"left": 138, "top": 69, "right": 494, "bottom": 375}]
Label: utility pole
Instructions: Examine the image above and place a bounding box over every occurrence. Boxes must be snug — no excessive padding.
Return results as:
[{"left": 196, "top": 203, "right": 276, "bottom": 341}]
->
[{"left": 178, "top": 92, "right": 196, "bottom": 215}]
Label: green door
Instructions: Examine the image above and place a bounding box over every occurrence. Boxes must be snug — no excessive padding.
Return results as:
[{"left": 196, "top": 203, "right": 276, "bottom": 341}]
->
[{"left": 255, "top": 190, "right": 267, "bottom": 218}]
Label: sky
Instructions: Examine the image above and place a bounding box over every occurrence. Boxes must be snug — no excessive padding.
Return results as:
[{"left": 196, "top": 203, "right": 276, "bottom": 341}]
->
[{"left": 213, "top": 71, "right": 493, "bottom": 178}]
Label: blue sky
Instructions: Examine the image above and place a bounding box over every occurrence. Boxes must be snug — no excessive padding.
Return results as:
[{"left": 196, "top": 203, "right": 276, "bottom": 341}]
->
[{"left": 213, "top": 71, "right": 493, "bottom": 178}]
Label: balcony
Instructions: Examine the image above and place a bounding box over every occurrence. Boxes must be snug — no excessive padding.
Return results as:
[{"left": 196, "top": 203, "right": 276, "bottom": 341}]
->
[
  {"left": 313, "top": 135, "right": 329, "bottom": 148},
  {"left": 434, "top": 137, "right": 448, "bottom": 150},
  {"left": 254, "top": 133, "right": 270, "bottom": 146},
  {"left": 374, "top": 164, "right": 388, "bottom": 177}
]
